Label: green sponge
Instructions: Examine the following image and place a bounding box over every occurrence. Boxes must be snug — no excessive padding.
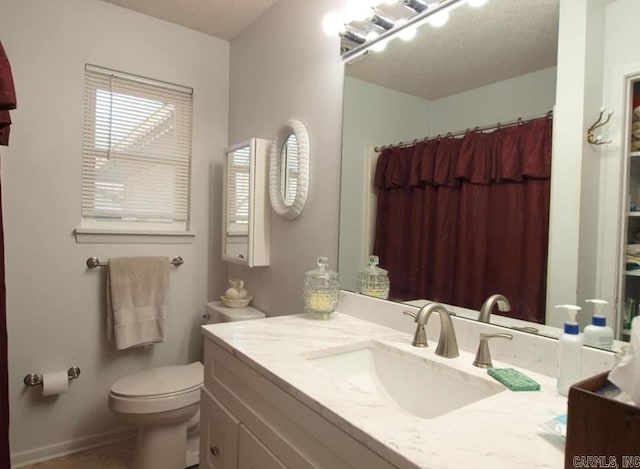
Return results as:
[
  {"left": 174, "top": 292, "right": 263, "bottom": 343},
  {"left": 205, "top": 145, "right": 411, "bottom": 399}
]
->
[{"left": 487, "top": 368, "right": 541, "bottom": 391}]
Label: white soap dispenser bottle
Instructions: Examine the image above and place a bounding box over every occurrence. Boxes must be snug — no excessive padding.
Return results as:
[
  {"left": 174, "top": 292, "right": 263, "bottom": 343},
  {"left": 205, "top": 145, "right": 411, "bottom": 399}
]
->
[
  {"left": 583, "top": 299, "right": 614, "bottom": 350},
  {"left": 556, "top": 304, "right": 583, "bottom": 397}
]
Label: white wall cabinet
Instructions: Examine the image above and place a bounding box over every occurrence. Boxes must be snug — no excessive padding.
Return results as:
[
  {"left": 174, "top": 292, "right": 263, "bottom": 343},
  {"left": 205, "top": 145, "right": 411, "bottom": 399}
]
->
[
  {"left": 222, "top": 139, "right": 270, "bottom": 267},
  {"left": 201, "top": 337, "right": 398, "bottom": 469}
]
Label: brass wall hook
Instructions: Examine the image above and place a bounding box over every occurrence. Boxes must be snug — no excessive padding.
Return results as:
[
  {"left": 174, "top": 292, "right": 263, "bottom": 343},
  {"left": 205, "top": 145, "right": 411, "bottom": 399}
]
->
[{"left": 587, "top": 107, "right": 614, "bottom": 145}]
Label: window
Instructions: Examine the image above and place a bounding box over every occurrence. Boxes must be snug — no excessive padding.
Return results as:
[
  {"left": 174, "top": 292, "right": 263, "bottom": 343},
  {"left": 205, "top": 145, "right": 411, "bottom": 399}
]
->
[
  {"left": 80, "top": 64, "right": 193, "bottom": 233},
  {"left": 226, "top": 144, "right": 251, "bottom": 236}
]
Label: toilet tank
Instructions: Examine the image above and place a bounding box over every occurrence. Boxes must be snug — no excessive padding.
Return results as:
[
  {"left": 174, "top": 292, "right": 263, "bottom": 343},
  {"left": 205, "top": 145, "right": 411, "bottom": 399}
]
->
[{"left": 205, "top": 301, "right": 265, "bottom": 323}]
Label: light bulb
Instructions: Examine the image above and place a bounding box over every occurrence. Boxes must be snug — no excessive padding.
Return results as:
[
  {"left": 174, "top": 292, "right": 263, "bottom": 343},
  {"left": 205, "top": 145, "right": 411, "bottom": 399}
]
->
[
  {"left": 428, "top": 10, "right": 449, "bottom": 27},
  {"left": 372, "top": 39, "right": 388, "bottom": 52},
  {"left": 322, "top": 12, "right": 346, "bottom": 36},
  {"left": 468, "top": 0, "right": 488, "bottom": 6},
  {"left": 366, "top": 31, "right": 380, "bottom": 42},
  {"left": 346, "top": 1, "right": 374, "bottom": 22},
  {"left": 395, "top": 19, "right": 417, "bottom": 41}
]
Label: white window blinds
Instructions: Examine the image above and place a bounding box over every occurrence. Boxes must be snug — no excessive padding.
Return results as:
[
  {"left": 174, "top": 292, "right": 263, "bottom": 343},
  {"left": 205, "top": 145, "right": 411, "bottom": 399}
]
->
[
  {"left": 226, "top": 145, "right": 251, "bottom": 236},
  {"left": 81, "top": 64, "right": 193, "bottom": 231}
]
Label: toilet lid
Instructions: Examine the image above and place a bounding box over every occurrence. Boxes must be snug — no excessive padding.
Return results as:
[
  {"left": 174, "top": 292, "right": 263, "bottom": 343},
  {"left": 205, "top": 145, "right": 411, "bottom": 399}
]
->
[{"left": 111, "top": 362, "right": 203, "bottom": 398}]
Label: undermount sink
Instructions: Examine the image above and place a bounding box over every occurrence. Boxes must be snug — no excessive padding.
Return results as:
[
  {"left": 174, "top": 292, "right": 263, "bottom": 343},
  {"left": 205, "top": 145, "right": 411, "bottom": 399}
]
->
[{"left": 306, "top": 341, "right": 504, "bottom": 419}]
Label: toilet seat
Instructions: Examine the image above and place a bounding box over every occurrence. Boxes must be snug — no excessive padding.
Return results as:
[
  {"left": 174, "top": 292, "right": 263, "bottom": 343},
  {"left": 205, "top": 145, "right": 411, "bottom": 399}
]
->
[{"left": 109, "top": 362, "right": 203, "bottom": 415}]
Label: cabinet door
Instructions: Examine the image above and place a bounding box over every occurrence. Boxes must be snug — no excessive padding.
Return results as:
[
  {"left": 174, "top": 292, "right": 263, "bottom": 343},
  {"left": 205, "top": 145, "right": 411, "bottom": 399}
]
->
[
  {"left": 238, "top": 425, "right": 287, "bottom": 469},
  {"left": 622, "top": 80, "right": 640, "bottom": 341},
  {"left": 200, "top": 389, "right": 240, "bottom": 469}
]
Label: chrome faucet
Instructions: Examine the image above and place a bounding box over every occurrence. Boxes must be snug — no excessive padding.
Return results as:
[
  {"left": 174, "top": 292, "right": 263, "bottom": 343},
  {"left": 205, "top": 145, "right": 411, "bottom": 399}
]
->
[
  {"left": 403, "top": 303, "right": 459, "bottom": 358},
  {"left": 478, "top": 294, "right": 511, "bottom": 323}
]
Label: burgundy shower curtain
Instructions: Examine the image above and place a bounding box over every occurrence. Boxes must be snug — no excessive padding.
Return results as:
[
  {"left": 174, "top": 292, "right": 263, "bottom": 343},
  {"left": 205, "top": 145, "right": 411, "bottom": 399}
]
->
[
  {"left": 374, "top": 117, "right": 552, "bottom": 324},
  {"left": 0, "top": 40, "right": 16, "bottom": 468}
]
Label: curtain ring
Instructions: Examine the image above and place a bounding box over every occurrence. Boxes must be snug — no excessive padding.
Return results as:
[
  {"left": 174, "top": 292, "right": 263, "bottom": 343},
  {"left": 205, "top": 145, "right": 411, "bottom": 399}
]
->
[{"left": 517, "top": 117, "right": 523, "bottom": 125}]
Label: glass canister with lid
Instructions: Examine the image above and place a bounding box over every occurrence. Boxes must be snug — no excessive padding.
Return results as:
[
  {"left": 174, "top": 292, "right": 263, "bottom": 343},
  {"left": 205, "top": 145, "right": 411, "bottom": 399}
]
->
[
  {"left": 304, "top": 256, "right": 340, "bottom": 320},
  {"left": 356, "top": 255, "right": 390, "bottom": 299}
]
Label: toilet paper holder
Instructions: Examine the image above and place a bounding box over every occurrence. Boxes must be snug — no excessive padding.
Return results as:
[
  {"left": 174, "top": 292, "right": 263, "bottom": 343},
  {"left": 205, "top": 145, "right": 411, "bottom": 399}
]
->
[{"left": 23, "top": 366, "right": 81, "bottom": 387}]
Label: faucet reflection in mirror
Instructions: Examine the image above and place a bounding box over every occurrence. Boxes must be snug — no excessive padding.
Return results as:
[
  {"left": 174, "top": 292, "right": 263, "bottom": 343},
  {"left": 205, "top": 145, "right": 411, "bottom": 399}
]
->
[{"left": 479, "top": 294, "right": 511, "bottom": 323}]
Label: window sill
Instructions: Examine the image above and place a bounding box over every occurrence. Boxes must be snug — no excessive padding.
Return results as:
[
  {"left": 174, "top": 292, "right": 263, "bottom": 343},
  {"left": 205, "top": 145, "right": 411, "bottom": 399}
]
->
[{"left": 74, "top": 228, "right": 196, "bottom": 244}]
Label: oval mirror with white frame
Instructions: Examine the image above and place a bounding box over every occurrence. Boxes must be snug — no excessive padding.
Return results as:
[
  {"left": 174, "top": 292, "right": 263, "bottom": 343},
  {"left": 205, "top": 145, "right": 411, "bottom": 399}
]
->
[{"left": 269, "top": 119, "right": 309, "bottom": 219}]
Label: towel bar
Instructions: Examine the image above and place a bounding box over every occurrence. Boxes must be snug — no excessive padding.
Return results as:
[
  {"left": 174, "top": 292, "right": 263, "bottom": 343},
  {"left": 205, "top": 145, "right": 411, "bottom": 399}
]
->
[{"left": 86, "top": 256, "right": 184, "bottom": 268}]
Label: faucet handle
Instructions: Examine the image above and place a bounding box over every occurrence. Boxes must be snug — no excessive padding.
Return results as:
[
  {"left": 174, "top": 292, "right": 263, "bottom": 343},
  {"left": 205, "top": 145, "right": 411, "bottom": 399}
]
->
[
  {"left": 473, "top": 333, "right": 513, "bottom": 368},
  {"left": 403, "top": 310, "right": 428, "bottom": 347},
  {"left": 402, "top": 310, "right": 417, "bottom": 320}
]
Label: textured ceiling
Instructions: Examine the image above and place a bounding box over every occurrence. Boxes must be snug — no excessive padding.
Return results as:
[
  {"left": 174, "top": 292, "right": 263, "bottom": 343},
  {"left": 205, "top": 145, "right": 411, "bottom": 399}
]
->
[
  {"left": 100, "top": 0, "right": 559, "bottom": 101},
  {"left": 100, "top": 0, "right": 280, "bottom": 40},
  {"left": 346, "top": 0, "right": 559, "bottom": 101}
]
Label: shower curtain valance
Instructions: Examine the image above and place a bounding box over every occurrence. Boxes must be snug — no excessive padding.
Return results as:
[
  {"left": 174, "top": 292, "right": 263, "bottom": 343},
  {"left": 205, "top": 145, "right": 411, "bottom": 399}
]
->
[{"left": 374, "top": 117, "right": 552, "bottom": 189}]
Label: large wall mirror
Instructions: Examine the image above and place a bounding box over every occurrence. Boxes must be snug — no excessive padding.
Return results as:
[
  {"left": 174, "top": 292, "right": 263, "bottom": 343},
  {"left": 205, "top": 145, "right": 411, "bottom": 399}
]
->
[{"left": 338, "top": 0, "right": 578, "bottom": 342}]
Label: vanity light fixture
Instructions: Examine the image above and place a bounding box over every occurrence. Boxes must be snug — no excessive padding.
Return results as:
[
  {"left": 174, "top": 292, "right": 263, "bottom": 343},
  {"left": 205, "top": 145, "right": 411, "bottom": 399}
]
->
[
  {"left": 342, "top": 30, "right": 367, "bottom": 45},
  {"left": 370, "top": 13, "right": 395, "bottom": 30},
  {"left": 402, "top": 0, "right": 428, "bottom": 13},
  {"left": 340, "top": 0, "right": 466, "bottom": 61}
]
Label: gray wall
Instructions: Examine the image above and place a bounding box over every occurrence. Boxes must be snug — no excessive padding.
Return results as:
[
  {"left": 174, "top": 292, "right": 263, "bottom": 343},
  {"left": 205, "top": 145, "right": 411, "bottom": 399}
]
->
[
  {"left": 227, "top": 0, "right": 346, "bottom": 316},
  {"left": 1, "top": 0, "right": 229, "bottom": 462}
]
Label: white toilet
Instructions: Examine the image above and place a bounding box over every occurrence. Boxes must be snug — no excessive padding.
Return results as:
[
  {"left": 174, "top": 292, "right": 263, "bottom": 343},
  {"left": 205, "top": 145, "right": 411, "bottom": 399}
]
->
[{"left": 108, "top": 301, "right": 265, "bottom": 469}]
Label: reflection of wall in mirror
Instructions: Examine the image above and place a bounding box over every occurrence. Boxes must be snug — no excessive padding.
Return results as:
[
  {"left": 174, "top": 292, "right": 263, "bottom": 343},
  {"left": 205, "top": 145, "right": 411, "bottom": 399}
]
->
[{"left": 339, "top": 67, "right": 557, "bottom": 296}]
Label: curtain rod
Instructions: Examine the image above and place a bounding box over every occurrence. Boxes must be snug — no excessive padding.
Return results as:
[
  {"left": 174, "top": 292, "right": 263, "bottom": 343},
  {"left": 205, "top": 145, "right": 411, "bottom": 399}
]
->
[{"left": 374, "top": 110, "right": 553, "bottom": 152}]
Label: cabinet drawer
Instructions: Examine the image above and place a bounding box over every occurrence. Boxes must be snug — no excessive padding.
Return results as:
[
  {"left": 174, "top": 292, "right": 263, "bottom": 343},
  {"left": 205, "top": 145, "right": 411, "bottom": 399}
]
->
[
  {"left": 239, "top": 425, "right": 287, "bottom": 469},
  {"left": 200, "top": 389, "right": 240, "bottom": 469}
]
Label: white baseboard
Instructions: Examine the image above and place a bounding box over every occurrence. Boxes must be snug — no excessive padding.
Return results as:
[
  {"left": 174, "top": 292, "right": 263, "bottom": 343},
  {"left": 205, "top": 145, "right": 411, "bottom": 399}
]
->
[{"left": 10, "top": 427, "right": 136, "bottom": 468}]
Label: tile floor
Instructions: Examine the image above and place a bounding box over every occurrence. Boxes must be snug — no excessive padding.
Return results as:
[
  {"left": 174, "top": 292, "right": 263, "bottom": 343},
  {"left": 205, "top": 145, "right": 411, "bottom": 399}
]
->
[
  {"left": 16, "top": 438, "right": 200, "bottom": 468},
  {"left": 17, "top": 439, "right": 136, "bottom": 469}
]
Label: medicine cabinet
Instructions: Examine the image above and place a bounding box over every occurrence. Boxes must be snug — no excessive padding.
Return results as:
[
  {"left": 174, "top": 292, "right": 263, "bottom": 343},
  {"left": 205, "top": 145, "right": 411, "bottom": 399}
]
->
[{"left": 222, "top": 138, "right": 270, "bottom": 267}]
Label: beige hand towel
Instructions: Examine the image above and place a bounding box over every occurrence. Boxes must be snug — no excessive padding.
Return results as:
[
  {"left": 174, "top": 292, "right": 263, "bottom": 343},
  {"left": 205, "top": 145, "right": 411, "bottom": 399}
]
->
[{"left": 107, "top": 257, "right": 170, "bottom": 350}]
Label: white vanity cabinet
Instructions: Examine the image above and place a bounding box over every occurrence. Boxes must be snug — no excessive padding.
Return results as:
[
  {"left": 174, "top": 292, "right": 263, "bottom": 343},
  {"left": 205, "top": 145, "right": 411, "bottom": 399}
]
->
[
  {"left": 200, "top": 337, "right": 399, "bottom": 469},
  {"left": 200, "top": 389, "right": 285, "bottom": 469},
  {"left": 200, "top": 390, "right": 239, "bottom": 469},
  {"left": 238, "top": 426, "right": 287, "bottom": 469},
  {"left": 222, "top": 139, "right": 270, "bottom": 267}
]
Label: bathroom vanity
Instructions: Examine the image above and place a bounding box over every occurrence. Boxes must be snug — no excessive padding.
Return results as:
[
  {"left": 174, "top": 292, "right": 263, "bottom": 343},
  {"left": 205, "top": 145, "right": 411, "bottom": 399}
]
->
[{"left": 200, "top": 300, "right": 592, "bottom": 469}]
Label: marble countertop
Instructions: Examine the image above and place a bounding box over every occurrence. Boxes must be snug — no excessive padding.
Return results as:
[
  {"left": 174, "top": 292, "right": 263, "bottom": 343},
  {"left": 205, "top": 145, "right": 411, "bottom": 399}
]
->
[{"left": 202, "top": 312, "right": 567, "bottom": 469}]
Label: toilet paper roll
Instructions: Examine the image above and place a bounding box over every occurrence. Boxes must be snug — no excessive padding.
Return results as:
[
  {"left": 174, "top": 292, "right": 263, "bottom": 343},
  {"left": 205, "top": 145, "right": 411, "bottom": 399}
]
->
[{"left": 42, "top": 371, "right": 69, "bottom": 397}]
